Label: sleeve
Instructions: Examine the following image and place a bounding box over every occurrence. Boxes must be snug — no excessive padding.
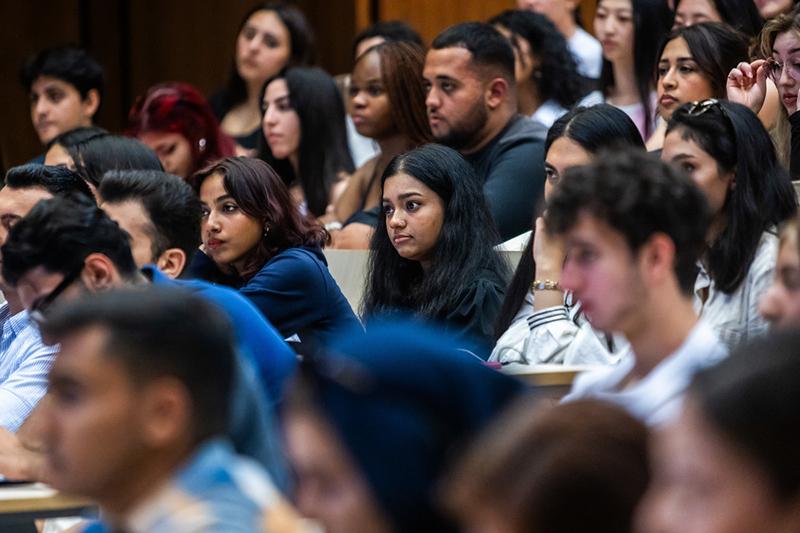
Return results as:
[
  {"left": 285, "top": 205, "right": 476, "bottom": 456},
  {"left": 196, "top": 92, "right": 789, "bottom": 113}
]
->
[
  {"left": 790, "top": 111, "right": 800, "bottom": 180},
  {"left": 445, "top": 278, "right": 506, "bottom": 355},
  {"left": 743, "top": 236, "right": 778, "bottom": 344},
  {"left": 239, "top": 251, "right": 328, "bottom": 339},
  {"left": 482, "top": 134, "right": 546, "bottom": 241},
  {"left": 493, "top": 295, "right": 624, "bottom": 367},
  {"left": 0, "top": 341, "right": 58, "bottom": 432}
]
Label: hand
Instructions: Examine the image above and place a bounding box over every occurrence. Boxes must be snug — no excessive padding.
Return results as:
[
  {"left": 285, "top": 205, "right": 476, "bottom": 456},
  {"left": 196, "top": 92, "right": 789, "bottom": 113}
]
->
[
  {"left": 0, "top": 428, "right": 45, "bottom": 481},
  {"left": 727, "top": 60, "right": 768, "bottom": 114},
  {"left": 532, "top": 216, "right": 565, "bottom": 277}
]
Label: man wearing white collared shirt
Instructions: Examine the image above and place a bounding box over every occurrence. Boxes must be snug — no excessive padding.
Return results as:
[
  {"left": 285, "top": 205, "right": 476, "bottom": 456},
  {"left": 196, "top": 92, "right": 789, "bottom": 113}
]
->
[{"left": 546, "top": 149, "right": 727, "bottom": 426}]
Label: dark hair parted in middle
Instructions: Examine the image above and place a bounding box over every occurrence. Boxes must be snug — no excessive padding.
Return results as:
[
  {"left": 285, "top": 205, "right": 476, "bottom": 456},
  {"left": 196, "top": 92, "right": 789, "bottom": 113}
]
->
[
  {"left": 68, "top": 135, "right": 163, "bottom": 187},
  {"left": 495, "top": 104, "right": 645, "bottom": 339},
  {"left": 656, "top": 22, "right": 749, "bottom": 100},
  {"left": 257, "top": 66, "right": 354, "bottom": 217},
  {"left": 545, "top": 147, "right": 710, "bottom": 294},
  {"left": 667, "top": 100, "right": 797, "bottom": 294},
  {"left": 355, "top": 41, "right": 432, "bottom": 146},
  {"left": 1, "top": 194, "right": 138, "bottom": 287},
  {"left": 431, "top": 22, "right": 516, "bottom": 82},
  {"left": 193, "top": 157, "right": 327, "bottom": 280},
  {"left": 99, "top": 170, "right": 203, "bottom": 264},
  {"left": 363, "top": 144, "right": 509, "bottom": 319}
]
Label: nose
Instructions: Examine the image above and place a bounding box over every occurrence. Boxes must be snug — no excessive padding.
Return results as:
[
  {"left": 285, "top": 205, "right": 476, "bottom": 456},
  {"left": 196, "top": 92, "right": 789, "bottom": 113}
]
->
[
  {"left": 388, "top": 210, "right": 405, "bottom": 229},
  {"left": 263, "top": 105, "right": 278, "bottom": 127},
  {"left": 778, "top": 62, "right": 795, "bottom": 88},
  {"left": 247, "top": 35, "right": 261, "bottom": 53},
  {"left": 351, "top": 89, "right": 366, "bottom": 109},
  {"left": 205, "top": 210, "right": 222, "bottom": 233},
  {"left": 425, "top": 87, "right": 440, "bottom": 112},
  {"left": 34, "top": 98, "right": 49, "bottom": 118},
  {"left": 661, "top": 67, "right": 677, "bottom": 89}
]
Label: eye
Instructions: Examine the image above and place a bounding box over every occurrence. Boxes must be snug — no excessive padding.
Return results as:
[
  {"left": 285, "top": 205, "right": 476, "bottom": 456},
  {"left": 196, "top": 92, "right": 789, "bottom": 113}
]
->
[
  {"left": 678, "top": 65, "right": 696, "bottom": 74},
  {"left": 680, "top": 162, "right": 695, "bottom": 173},
  {"left": 348, "top": 85, "right": 359, "bottom": 98},
  {"left": 574, "top": 248, "right": 597, "bottom": 265},
  {"left": 264, "top": 35, "right": 280, "bottom": 48},
  {"left": 242, "top": 27, "right": 257, "bottom": 41},
  {"left": 423, "top": 81, "right": 432, "bottom": 94},
  {"left": 200, "top": 207, "right": 210, "bottom": 218},
  {"left": 163, "top": 144, "right": 176, "bottom": 155},
  {"left": 657, "top": 66, "right": 669, "bottom": 77},
  {"left": 782, "top": 270, "right": 800, "bottom": 290},
  {"left": 441, "top": 81, "right": 455, "bottom": 93},
  {"left": 367, "top": 84, "right": 383, "bottom": 97},
  {"left": 545, "top": 168, "right": 560, "bottom": 184},
  {"left": 46, "top": 89, "right": 64, "bottom": 103},
  {"left": 222, "top": 203, "right": 239, "bottom": 213},
  {"left": 405, "top": 200, "right": 420, "bottom": 211},
  {"left": 382, "top": 203, "right": 394, "bottom": 216}
]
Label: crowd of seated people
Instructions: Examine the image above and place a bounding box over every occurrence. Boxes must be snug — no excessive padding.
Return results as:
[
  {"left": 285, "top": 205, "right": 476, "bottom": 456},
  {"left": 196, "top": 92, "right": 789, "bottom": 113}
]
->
[{"left": 2, "top": 1, "right": 800, "bottom": 531}]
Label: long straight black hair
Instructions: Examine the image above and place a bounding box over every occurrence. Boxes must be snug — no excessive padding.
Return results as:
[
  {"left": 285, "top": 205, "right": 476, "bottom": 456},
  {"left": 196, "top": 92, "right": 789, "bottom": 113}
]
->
[
  {"left": 363, "top": 144, "right": 509, "bottom": 319},
  {"left": 599, "top": 0, "right": 672, "bottom": 138},
  {"left": 257, "top": 67, "right": 354, "bottom": 217},
  {"left": 667, "top": 100, "right": 797, "bottom": 293}
]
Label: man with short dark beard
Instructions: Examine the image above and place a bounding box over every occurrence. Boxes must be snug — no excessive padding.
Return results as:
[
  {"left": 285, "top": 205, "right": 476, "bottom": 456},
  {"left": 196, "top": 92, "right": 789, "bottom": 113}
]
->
[{"left": 423, "top": 22, "right": 547, "bottom": 242}]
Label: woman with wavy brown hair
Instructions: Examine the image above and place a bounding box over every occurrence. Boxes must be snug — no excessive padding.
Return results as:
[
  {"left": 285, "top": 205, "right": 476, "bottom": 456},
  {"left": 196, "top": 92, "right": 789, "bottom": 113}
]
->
[{"left": 191, "top": 156, "right": 360, "bottom": 352}]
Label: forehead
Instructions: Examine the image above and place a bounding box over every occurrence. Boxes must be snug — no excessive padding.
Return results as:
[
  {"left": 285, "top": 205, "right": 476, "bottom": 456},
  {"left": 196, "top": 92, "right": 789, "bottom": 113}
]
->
[
  {"left": 662, "top": 129, "right": 709, "bottom": 158},
  {"left": 198, "top": 172, "right": 226, "bottom": 201},
  {"left": 50, "top": 325, "right": 127, "bottom": 388},
  {"left": 264, "top": 78, "right": 290, "bottom": 101},
  {"left": 244, "top": 9, "right": 289, "bottom": 39},
  {"left": 137, "top": 131, "right": 186, "bottom": 148},
  {"left": 546, "top": 137, "right": 593, "bottom": 170},
  {"left": 565, "top": 211, "right": 631, "bottom": 252},
  {"left": 0, "top": 186, "right": 53, "bottom": 217},
  {"left": 31, "top": 75, "right": 79, "bottom": 95},
  {"left": 773, "top": 31, "right": 800, "bottom": 56},
  {"left": 352, "top": 50, "right": 382, "bottom": 80},
  {"left": 382, "top": 171, "right": 437, "bottom": 199},
  {"left": 661, "top": 37, "right": 691, "bottom": 58},
  {"left": 677, "top": 0, "right": 717, "bottom": 13},
  {"left": 598, "top": 0, "right": 633, "bottom": 10},
  {"left": 424, "top": 47, "right": 479, "bottom": 81},
  {"left": 101, "top": 199, "right": 151, "bottom": 233}
]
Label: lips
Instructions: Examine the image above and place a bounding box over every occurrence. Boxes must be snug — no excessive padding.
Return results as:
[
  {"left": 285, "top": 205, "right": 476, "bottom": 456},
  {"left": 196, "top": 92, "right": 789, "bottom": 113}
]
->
[
  {"left": 206, "top": 238, "right": 224, "bottom": 250},
  {"left": 783, "top": 94, "right": 797, "bottom": 109},
  {"left": 392, "top": 233, "right": 411, "bottom": 246},
  {"left": 351, "top": 114, "right": 367, "bottom": 126},
  {"left": 659, "top": 94, "right": 678, "bottom": 107},
  {"left": 601, "top": 40, "right": 618, "bottom": 51}
]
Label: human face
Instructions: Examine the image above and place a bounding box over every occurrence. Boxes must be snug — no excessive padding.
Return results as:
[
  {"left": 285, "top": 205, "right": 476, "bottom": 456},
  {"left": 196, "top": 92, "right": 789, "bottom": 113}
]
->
[
  {"left": 673, "top": 0, "right": 722, "bottom": 28},
  {"left": 43, "top": 142, "right": 76, "bottom": 169},
  {"left": 40, "top": 326, "right": 156, "bottom": 506},
  {"left": 594, "top": 0, "right": 635, "bottom": 65},
  {"left": 349, "top": 50, "right": 394, "bottom": 140},
  {"left": 382, "top": 172, "right": 445, "bottom": 269},
  {"left": 137, "top": 131, "right": 193, "bottom": 179},
  {"left": 29, "top": 76, "right": 95, "bottom": 145},
  {"left": 423, "top": 47, "right": 489, "bottom": 152},
  {"left": 559, "top": 212, "right": 644, "bottom": 333},
  {"left": 636, "top": 399, "right": 795, "bottom": 533},
  {"left": 657, "top": 38, "right": 715, "bottom": 119},
  {"left": 758, "top": 231, "right": 800, "bottom": 329},
  {"left": 285, "top": 411, "right": 391, "bottom": 533},
  {"left": 544, "top": 137, "right": 593, "bottom": 202},
  {"left": 754, "top": 0, "right": 794, "bottom": 19},
  {"left": 235, "top": 9, "right": 291, "bottom": 86},
  {"left": 199, "top": 173, "right": 263, "bottom": 274},
  {"left": 101, "top": 200, "right": 156, "bottom": 268},
  {"left": 14, "top": 265, "right": 86, "bottom": 313},
  {"left": 770, "top": 31, "right": 800, "bottom": 113},
  {"left": 662, "top": 129, "right": 732, "bottom": 220},
  {"left": 0, "top": 186, "right": 53, "bottom": 249},
  {"left": 262, "top": 79, "right": 301, "bottom": 163}
]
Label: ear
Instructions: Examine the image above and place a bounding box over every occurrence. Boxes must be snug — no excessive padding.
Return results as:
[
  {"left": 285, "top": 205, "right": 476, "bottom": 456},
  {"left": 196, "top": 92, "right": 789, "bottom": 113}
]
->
[
  {"left": 81, "top": 89, "right": 100, "bottom": 120},
  {"left": 485, "top": 77, "right": 509, "bottom": 110},
  {"left": 155, "top": 248, "right": 187, "bottom": 280},
  {"left": 138, "top": 378, "right": 191, "bottom": 448},
  {"left": 638, "top": 233, "right": 677, "bottom": 288},
  {"left": 81, "top": 253, "right": 123, "bottom": 291}
]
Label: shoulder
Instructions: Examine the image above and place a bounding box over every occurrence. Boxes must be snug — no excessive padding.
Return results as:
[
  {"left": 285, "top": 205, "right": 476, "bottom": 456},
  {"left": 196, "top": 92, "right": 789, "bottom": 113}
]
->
[
  {"left": 245, "top": 247, "right": 330, "bottom": 290},
  {"left": 501, "top": 116, "right": 548, "bottom": 144}
]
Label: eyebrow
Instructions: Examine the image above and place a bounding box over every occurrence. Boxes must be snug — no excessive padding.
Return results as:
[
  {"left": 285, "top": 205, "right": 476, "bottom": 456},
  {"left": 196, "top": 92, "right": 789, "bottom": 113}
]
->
[
  {"left": 669, "top": 153, "right": 694, "bottom": 161},
  {"left": 383, "top": 191, "right": 424, "bottom": 203},
  {"left": 214, "top": 194, "right": 234, "bottom": 204},
  {"left": 775, "top": 48, "right": 800, "bottom": 57}
]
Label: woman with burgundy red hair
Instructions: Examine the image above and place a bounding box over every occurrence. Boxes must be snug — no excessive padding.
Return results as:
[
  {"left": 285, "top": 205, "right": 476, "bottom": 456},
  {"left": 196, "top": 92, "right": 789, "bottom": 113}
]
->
[{"left": 128, "top": 82, "right": 235, "bottom": 179}]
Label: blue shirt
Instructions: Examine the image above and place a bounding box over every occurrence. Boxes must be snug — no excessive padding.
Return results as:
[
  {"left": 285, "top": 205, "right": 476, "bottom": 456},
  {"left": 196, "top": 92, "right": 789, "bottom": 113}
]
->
[
  {"left": 83, "top": 438, "right": 280, "bottom": 533},
  {"left": 0, "top": 303, "right": 58, "bottom": 431},
  {"left": 143, "top": 267, "right": 294, "bottom": 489},
  {"left": 238, "top": 247, "right": 362, "bottom": 350}
]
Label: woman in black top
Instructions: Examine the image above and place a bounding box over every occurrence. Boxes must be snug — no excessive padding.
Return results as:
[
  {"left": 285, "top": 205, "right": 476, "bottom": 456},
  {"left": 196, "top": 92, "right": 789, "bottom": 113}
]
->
[{"left": 362, "top": 144, "right": 510, "bottom": 354}]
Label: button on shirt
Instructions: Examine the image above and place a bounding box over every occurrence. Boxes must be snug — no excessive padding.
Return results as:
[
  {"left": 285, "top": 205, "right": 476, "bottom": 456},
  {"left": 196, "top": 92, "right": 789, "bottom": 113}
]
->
[{"left": 0, "top": 302, "right": 58, "bottom": 431}]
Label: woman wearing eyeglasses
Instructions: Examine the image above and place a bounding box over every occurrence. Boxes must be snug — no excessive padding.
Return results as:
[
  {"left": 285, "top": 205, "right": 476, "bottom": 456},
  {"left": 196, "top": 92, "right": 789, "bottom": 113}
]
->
[
  {"left": 728, "top": 9, "right": 800, "bottom": 169},
  {"left": 661, "top": 99, "right": 797, "bottom": 349}
]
